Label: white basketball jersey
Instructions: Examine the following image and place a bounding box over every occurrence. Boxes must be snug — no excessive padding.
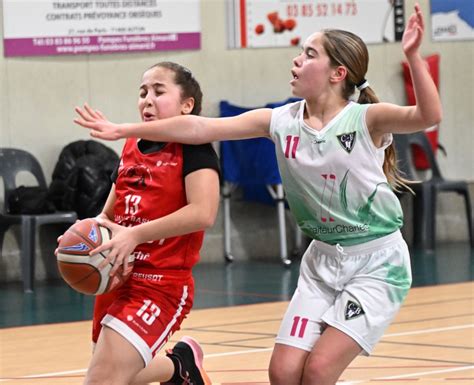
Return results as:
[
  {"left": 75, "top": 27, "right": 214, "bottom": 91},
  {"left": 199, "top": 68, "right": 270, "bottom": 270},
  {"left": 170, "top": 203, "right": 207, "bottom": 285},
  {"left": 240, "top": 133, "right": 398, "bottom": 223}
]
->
[{"left": 270, "top": 100, "right": 403, "bottom": 246}]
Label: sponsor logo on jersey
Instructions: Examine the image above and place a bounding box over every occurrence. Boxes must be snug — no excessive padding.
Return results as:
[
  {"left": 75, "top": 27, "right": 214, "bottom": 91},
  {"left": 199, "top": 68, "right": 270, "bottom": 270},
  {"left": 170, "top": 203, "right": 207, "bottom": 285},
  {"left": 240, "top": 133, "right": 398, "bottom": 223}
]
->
[
  {"left": 301, "top": 222, "right": 369, "bottom": 237},
  {"left": 121, "top": 165, "right": 152, "bottom": 190},
  {"left": 133, "top": 250, "right": 150, "bottom": 261},
  {"left": 132, "top": 272, "right": 164, "bottom": 282},
  {"left": 345, "top": 300, "right": 365, "bottom": 320},
  {"left": 156, "top": 160, "right": 178, "bottom": 167},
  {"left": 337, "top": 132, "right": 356, "bottom": 153}
]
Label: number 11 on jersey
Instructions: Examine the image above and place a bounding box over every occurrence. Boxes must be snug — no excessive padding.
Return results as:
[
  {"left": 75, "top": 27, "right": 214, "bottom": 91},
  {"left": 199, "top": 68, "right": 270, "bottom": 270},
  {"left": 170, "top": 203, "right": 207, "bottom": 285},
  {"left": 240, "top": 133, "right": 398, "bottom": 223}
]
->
[{"left": 285, "top": 135, "right": 299, "bottom": 159}]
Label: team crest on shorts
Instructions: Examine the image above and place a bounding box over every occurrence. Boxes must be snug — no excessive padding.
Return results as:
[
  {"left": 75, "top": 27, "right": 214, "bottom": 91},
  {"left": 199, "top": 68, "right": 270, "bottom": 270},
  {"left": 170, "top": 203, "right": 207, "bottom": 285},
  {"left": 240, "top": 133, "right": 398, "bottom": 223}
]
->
[
  {"left": 345, "top": 300, "right": 365, "bottom": 320},
  {"left": 337, "top": 132, "right": 356, "bottom": 153}
]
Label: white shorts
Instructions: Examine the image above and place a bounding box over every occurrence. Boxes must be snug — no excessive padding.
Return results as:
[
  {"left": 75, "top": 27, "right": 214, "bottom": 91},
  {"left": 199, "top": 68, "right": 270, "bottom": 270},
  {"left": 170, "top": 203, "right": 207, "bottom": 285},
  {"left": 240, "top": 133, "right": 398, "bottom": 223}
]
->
[{"left": 275, "top": 230, "right": 411, "bottom": 355}]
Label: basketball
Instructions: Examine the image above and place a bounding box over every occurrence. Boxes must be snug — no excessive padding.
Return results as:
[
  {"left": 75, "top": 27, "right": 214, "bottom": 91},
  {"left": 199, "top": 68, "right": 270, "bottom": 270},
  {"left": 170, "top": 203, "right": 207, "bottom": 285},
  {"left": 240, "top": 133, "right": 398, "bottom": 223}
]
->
[{"left": 56, "top": 218, "right": 134, "bottom": 295}]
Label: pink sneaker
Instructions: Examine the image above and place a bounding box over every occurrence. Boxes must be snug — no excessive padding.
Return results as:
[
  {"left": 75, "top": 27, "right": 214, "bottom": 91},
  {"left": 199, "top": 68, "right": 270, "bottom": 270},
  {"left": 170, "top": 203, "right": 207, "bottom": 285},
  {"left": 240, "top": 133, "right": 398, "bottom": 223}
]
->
[{"left": 161, "top": 336, "right": 211, "bottom": 385}]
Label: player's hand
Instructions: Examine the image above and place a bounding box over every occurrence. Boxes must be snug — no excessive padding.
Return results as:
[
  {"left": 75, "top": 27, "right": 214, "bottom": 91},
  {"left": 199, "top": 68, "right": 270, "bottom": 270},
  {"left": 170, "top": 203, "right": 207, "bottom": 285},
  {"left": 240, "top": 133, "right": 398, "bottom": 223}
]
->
[
  {"left": 90, "top": 217, "right": 139, "bottom": 277},
  {"left": 54, "top": 219, "right": 80, "bottom": 257},
  {"left": 54, "top": 235, "right": 62, "bottom": 257},
  {"left": 74, "top": 103, "right": 124, "bottom": 141},
  {"left": 402, "top": 3, "right": 424, "bottom": 58}
]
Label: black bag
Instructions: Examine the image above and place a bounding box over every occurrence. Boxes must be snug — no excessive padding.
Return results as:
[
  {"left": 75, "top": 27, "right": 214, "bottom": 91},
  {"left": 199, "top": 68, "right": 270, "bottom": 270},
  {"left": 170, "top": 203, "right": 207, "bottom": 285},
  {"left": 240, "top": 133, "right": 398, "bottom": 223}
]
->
[
  {"left": 49, "top": 140, "right": 119, "bottom": 218},
  {"left": 8, "top": 186, "right": 56, "bottom": 215}
]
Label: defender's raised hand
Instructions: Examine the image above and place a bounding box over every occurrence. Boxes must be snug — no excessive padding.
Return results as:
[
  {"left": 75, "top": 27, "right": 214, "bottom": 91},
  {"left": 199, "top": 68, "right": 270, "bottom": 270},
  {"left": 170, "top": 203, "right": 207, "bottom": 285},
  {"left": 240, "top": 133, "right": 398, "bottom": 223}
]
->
[
  {"left": 402, "top": 3, "right": 424, "bottom": 58},
  {"left": 74, "top": 103, "right": 124, "bottom": 141}
]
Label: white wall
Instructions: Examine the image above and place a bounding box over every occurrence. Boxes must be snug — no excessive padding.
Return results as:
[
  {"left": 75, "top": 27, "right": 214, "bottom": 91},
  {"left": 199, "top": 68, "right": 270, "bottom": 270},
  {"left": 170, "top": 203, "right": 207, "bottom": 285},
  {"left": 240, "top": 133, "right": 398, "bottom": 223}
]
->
[
  {"left": 1, "top": 0, "right": 473, "bottom": 282},
  {"left": 1, "top": 0, "right": 473, "bottom": 182}
]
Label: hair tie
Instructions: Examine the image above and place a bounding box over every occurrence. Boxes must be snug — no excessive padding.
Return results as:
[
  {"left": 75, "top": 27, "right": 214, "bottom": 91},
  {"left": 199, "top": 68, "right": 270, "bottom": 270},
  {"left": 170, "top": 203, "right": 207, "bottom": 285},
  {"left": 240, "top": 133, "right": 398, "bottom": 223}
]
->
[{"left": 356, "top": 79, "right": 369, "bottom": 91}]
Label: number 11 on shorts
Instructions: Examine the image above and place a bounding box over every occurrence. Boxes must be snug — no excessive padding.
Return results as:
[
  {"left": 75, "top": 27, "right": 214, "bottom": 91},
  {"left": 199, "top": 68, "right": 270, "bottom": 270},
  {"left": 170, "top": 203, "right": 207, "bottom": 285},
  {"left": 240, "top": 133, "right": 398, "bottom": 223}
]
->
[{"left": 290, "top": 316, "right": 308, "bottom": 338}]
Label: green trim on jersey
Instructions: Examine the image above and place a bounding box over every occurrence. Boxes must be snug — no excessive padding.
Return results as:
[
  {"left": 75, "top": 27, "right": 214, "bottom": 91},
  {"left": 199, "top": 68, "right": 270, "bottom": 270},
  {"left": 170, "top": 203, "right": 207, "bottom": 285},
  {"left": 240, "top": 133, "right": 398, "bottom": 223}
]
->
[{"left": 270, "top": 101, "right": 403, "bottom": 246}]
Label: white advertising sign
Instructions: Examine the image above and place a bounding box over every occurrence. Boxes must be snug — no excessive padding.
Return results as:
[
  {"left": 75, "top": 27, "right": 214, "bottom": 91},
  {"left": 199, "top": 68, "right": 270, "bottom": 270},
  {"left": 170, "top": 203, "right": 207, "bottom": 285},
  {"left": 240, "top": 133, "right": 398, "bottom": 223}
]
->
[
  {"left": 227, "top": 0, "right": 405, "bottom": 48},
  {"left": 430, "top": 0, "right": 474, "bottom": 42}
]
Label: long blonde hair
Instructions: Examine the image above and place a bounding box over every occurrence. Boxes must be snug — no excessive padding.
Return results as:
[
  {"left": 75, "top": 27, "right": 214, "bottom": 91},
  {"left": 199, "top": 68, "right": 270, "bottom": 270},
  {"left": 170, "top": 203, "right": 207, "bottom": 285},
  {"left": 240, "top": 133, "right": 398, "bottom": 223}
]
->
[{"left": 321, "top": 29, "right": 412, "bottom": 192}]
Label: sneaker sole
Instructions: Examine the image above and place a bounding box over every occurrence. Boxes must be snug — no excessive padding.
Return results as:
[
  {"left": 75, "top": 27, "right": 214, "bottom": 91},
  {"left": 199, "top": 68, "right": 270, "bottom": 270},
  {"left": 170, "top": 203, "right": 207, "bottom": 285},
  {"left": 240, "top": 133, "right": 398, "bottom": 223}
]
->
[{"left": 180, "top": 336, "right": 212, "bottom": 385}]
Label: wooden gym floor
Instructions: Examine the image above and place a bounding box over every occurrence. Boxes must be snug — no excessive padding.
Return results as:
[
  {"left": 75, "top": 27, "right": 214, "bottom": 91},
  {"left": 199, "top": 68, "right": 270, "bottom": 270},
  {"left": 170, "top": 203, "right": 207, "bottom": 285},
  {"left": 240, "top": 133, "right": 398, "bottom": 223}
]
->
[{"left": 1, "top": 243, "right": 473, "bottom": 384}]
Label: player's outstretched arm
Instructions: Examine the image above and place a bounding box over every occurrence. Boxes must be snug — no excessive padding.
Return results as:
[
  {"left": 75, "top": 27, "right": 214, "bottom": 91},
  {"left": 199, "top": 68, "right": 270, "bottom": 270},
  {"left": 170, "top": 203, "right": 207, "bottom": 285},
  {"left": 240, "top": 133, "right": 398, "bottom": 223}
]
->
[{"left": 75, "top": 103, "right": 272, "bottom": 143}]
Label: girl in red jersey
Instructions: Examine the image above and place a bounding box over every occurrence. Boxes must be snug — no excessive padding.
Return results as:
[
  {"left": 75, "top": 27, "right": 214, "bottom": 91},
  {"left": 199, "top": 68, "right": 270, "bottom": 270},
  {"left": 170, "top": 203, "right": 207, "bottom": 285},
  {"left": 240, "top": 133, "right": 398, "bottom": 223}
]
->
[{"left": 77, "top": 62, "right": 219, "bottom": 385}]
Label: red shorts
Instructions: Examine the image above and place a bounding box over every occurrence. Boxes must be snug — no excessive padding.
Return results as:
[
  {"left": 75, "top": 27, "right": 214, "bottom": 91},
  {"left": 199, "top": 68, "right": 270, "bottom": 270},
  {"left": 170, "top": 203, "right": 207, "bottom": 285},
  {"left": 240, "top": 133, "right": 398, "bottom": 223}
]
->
[{"left": 92, "top": 269, "right": 194, "bottom": 364}]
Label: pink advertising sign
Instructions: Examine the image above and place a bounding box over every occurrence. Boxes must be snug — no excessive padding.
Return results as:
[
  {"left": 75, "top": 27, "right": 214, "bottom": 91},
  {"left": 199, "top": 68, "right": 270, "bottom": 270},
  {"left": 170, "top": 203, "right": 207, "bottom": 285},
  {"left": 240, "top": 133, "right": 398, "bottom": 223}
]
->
[{"left": 3, "top": 0, "right": 201, "bottom": 57}]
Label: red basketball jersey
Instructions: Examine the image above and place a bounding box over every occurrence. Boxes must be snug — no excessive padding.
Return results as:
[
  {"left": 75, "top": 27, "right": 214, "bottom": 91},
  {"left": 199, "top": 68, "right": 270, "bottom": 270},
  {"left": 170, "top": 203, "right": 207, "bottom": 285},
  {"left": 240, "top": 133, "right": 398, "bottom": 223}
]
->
[{"left": 114, "top": 139, "right": 204, "bottom": 271}]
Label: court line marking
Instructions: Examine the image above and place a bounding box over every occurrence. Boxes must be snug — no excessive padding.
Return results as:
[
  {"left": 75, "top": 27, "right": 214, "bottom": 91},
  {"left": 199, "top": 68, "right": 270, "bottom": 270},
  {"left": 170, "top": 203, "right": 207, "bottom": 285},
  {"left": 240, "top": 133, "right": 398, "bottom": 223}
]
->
[
  {"left": 2, "top": 323, "right": 473, "bottom": 382},
  {"left": 342, "top": 365, "right": 474, "bottom": 384},
  {"left": 0, "top": 369, "right": 86, "bottom": 382},
  {"left": 2, "top": 365, "right": 473, "bottom": 383},
  {"left": 384, "top": 324, "right": 474, "bottom": 337},
  {"left": 206, "top": 347, "right": 272, "bottom": 358}
]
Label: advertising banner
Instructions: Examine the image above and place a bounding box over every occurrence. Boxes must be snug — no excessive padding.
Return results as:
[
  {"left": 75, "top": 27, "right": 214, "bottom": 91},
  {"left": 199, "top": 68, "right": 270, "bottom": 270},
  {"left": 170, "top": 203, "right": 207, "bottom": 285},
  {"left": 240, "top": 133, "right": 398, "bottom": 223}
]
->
[
  {"left": 3, "top": 0, "right": 201, "bottom": 57},
  {"left": 430, "top": 0, "right": 473, "bottom": 42},
  {"left": 227, "top": 0, "right": 405, "bottom": 48}
]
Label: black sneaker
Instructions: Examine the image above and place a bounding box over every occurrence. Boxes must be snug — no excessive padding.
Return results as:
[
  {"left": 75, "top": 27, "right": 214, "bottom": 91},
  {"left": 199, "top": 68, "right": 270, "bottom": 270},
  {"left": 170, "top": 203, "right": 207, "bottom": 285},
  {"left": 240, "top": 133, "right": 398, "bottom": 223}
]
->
[{"left": 161, "top": 336, "right": 211, "bottom": 385}]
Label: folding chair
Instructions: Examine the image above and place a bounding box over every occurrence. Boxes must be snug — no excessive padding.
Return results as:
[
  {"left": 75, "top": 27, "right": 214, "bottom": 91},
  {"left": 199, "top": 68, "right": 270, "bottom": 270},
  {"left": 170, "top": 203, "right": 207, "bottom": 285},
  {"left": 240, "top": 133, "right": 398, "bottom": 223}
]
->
[
  {"left": 0, "top": 148, "right": 77, "bottom": 292},
  {"left": 219, "top": 100, "right": 303, "bottom": 266},
  {"left": 393, "top": 133, "right": 473, "bottom": 251}
]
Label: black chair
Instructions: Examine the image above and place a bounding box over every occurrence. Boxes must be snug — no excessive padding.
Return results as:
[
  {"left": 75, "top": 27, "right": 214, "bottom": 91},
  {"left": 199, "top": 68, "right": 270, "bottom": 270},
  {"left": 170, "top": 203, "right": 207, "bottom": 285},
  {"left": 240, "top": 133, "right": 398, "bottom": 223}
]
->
[
  {"left": 393, "top": 133, "right": 473, "bottom": 251},
  {"left": 0, "top": 148, "right": 77, "bottom": 292}
]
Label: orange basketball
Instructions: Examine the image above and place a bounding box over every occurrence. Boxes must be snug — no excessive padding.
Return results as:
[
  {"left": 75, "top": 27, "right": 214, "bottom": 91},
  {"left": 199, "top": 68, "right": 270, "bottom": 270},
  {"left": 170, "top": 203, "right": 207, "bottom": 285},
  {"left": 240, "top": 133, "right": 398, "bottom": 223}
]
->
[{"left": 57, "top": 218, "right": 134, "bottom": 295}]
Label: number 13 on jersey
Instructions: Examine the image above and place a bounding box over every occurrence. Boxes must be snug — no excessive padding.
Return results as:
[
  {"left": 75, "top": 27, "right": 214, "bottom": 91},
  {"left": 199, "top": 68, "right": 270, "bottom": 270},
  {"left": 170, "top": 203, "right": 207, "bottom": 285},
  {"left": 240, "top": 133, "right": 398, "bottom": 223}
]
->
[{"left": 124, "top": 194, "right": 141, "bottom": 215}]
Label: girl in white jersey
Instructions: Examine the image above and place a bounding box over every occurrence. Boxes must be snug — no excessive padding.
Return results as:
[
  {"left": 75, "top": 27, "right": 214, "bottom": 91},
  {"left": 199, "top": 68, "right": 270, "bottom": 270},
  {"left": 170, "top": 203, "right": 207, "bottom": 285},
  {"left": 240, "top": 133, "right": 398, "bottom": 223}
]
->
[{"left": 75, "top": 5, "right": 441, "bottom": 384}]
